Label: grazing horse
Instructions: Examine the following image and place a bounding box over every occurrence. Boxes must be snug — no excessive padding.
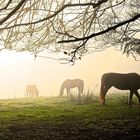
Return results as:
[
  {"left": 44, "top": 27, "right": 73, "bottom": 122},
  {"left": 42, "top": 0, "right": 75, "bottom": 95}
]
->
[
  {"left": 26, "top": 84, "right": 39, "bottom": 98},
  {"left": 100, "top": 72, "right": 140, "bottom": 105},
  {"left": 59, "top": 79, "right": 84, "bottom": 97}
]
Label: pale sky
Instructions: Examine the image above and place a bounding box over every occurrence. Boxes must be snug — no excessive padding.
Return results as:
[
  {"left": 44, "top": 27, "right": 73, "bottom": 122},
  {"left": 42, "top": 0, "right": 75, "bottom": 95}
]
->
[{"left": 0, "top": 48, "right": 140, "bottom": 99}]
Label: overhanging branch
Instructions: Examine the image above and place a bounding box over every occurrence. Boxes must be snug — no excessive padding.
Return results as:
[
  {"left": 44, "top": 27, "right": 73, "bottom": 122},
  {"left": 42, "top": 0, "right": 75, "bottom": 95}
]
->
[
  {"left": 0, "top": 0, "right": 108, "bottom": 30},
  {"left": 58, "top": 13, "right": 140, "bottom": 43},
  {"left": 0, "top": 0, "right": 27, "bottom": 25},
  {"left": 0, "top": 0, "right": 13, "bottom": 11}
]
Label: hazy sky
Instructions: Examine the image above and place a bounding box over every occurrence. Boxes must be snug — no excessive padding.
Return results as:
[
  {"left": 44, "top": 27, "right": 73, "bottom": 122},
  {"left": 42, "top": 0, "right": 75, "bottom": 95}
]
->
[{"left": 0, "top": 48, "right": 140, "bottom": 99}]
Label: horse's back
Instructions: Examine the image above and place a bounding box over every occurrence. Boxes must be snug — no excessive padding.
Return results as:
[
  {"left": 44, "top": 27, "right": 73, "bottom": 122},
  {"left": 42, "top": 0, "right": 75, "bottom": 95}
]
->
[
  {"left": 102, "top": 72, "right": 140, "bottom": 81},
  {"left": 73, "top": 79, "right": 84, "bottom": 84},
  {"left": 62, "top": 79, "right": 84, "bottom": 88},
  {"left": 101, "top": 72, "right": 140, "bottom": 90}
]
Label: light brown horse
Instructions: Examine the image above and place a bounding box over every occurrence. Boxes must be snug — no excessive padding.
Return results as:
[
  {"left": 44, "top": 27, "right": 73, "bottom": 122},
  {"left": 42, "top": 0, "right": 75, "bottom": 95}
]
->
[
  {"left": 100, "top": 72, "right": 140, "bottom": 106},
  {"left": 26, "top": 84, "right": 39, "bottom": 98},
  {"left": 59, "top": 79, "right": 84, "bottom": 97}
]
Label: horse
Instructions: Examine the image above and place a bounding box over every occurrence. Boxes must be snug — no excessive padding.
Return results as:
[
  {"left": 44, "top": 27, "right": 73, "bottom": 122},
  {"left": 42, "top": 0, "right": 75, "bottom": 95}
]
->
[
  {"left": 26, "top": 84, "right": 39, "bottom": 98},
  {"left": 59, "top": 79, "right": 84, "bottom": 97},
  {"left": 32, "top": 84, "right": 39, "bottom": 97},
  {"left": 100, "top": 72, "right": 140, "bottom": 106}
]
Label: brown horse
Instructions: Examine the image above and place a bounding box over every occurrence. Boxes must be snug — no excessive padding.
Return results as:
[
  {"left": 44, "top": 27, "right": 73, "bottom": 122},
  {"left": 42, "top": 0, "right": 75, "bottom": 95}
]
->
[
  {"left": 59, "top": 79, "right": 84, "bottom": 97},
  {"left": 100, "top": 72, "right": 140, "bottom": 105}
]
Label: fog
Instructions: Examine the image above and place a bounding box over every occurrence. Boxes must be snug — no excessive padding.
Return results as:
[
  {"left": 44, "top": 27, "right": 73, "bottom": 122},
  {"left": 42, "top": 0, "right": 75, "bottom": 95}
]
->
[{"left": 0, "top": 48, "right": 140, "bottom": 99}]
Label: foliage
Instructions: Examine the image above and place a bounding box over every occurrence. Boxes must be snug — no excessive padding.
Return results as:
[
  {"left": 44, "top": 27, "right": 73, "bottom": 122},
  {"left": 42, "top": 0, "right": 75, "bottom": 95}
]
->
[{"left": 0, "top": 0, "right": 140, "bottom": 62}]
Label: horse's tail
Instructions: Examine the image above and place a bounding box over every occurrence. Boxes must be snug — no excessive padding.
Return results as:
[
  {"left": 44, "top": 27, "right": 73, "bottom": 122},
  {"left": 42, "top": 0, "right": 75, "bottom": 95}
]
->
[{"left": 100, "top": 75, "right": 105, "bottom": 104}]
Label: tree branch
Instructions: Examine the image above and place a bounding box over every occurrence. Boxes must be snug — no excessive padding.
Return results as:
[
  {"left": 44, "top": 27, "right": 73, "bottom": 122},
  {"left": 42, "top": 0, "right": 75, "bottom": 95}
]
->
[
  {"left": 0, "top": 0, "right": 13, "bottom": 11},
  {"left": 58, "top": 13, "right": 140, "bottom": 43},
  {"left": 0, "top": 0, "right": 27, "bottom": 25},
  {"left": 0, "top": 0, "right": 108, "bottom": 30}
]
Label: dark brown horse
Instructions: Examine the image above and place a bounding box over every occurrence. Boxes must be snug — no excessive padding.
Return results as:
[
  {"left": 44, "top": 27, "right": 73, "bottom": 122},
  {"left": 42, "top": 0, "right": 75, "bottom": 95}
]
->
[{"left": 100, "top": 72, "right": 140, "bottom": 105}]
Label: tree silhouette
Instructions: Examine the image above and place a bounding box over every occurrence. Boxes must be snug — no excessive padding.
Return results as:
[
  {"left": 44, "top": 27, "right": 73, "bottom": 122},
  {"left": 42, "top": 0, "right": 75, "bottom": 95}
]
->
[{"left": 0, "top": 0, "right": 140, "bottom": 63}]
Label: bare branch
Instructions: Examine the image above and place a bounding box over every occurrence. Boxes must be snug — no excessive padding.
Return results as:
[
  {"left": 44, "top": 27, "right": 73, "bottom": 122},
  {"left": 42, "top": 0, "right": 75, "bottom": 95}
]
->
[
  {"left": 58, "top": 13, "right": 140, "bottom": 43},
  {"left": 0, "top": 0, "right": 27, "bottom": 25},
  {"left": 0, "top": 0, "right": 108, "bottom": 30},
  {"left": 0, "top": 0, "right": 13, "bottom": 11}
]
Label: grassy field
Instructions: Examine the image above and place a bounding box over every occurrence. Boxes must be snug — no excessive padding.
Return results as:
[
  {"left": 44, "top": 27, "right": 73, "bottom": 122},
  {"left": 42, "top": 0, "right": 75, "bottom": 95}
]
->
[{"left": 0, "top": 94, "right": 140, "bottom": 140}]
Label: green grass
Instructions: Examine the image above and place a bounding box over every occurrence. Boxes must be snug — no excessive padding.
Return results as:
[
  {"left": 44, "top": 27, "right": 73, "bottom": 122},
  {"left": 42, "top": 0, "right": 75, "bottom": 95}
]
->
[{"left": 0, "top": 94, "right": 140, "bottom": 139}]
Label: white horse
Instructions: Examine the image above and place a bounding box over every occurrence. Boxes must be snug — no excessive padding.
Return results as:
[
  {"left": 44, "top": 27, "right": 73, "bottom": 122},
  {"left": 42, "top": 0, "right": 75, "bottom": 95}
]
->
[
  {"left": 59, "top": 79, "right": 84, "bottom": 97},
  {"left": 26, "top": 84, "right": 39, "bottom": 98}
]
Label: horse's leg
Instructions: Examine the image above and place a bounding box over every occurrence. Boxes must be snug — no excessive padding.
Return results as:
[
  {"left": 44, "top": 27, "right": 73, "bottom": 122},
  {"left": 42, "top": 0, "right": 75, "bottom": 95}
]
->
[
  {"left": 67, "top": 88, "right": 70, "bottom": 97},
  {"left": 36, "top": 91, "right": 39, "bottom": 97},
  {"left": 30, "top": 92, "right": 33, "bottom": 98},
  {"left": 134, "top": 90, "right": 140, "bottom": 104},
  {"left": 26, "top": 92, "right": 28, "bottom": 98},
  {"left": 78, "top": 87, "right": 81, "bottom": 102},
  {"left": 128, "top": 91, "right": 134, "bottom": 106},
  {"left": 29, "top": 92, "right": 31, "bottom": 98},
  {"left": 68, "top": 88, "right": 73, "bottom": 97},
  {"left": 80, "top": 85, "right": 84, "bottom": 94}
]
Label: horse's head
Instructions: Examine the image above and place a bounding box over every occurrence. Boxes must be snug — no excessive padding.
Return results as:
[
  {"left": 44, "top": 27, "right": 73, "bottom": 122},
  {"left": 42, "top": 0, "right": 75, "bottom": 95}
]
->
[
  {"left": 99, "top": 75, "right": 106, "bottom": 105},
  {"left": 100, "top": 92, "right": 105, "bottom": 105},
  {"left": 59, "top": 89, "right": 63, "bottom": 96}
]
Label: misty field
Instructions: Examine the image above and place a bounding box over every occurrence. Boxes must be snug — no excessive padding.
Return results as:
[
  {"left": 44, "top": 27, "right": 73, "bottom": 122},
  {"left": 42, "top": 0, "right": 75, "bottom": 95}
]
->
[{"left": 0, "top": 94, "right": 140, "bottom": 140}]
